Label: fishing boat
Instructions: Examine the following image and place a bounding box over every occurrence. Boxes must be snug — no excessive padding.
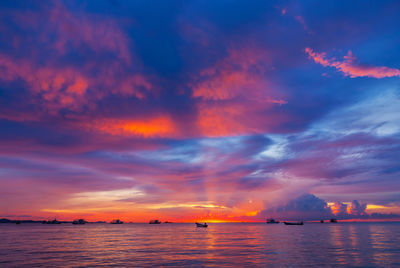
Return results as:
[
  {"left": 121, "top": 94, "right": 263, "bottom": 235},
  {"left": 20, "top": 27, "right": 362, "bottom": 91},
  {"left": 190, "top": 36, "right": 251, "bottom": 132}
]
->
[
  {"left": 195, "top": 222, "right": 208, "bottom": 228},
  {"left": 266, "top": 218, "right": 280, "bottom": 224},
  {"left": 284, "top": 221, "right": 303, "bottom": 225},
  {"left": 149, "top": 220, "right": 161, "bottom": 224},
  {"left": 72, "top": 219, "right": 86, "bottom": 225},
  {"left": 330, "top": 218, "right": 338, "bottom": 223},
  {"left": 110, "top": 219, "right": 124, "bottom": 224},
  {"left": 320, "top": 220, "right": 324, "bottom": 223}
]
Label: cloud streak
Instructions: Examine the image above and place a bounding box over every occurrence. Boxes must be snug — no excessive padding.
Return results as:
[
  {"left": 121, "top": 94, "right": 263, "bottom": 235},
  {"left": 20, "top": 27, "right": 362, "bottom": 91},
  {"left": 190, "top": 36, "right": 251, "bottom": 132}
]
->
[{"left": 305, "top": 47, "right": 400, "bottom": 78}]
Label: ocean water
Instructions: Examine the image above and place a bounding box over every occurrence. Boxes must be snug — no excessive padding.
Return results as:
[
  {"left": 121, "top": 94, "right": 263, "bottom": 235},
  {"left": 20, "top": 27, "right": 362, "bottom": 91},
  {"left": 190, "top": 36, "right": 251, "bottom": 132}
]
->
[{"left": 0, "top": 222, "right": 399, "bottom": 267}]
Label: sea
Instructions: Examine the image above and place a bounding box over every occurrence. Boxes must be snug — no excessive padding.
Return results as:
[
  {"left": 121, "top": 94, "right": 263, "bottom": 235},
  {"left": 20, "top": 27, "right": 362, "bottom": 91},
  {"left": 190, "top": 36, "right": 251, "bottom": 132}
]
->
[{"left": 0, "top": 222, "right": 399, "bottom": 267}]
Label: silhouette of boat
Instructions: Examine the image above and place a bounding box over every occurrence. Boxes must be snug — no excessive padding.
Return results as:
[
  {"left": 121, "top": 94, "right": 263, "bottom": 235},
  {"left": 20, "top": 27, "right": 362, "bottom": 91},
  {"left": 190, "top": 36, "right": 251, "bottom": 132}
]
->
[
  {"left": 149, "top": 220, "right": 161, "bottom": 224},
  {"left": 195, "top": 222, "right": 208, "bottom": 227},
  {"left": 111, "top": 219, "right": 124, "bottom": 224},
  {"left": 72, "top": 219, "right": 86, "bottom": 225},
  {"left": 330, "top": 218, "right": 338, "bottom": 223},
  {"left": 266, "top": 218, "right": 280, "bottom": 224},
  {"left": 164, "top": 221, "right": 173, "bottom": 223},
  {"left": 15, "top": 220, "right": 21, "bottom": 224},
  {"left": 320, "top": 220, "right": 324, "bottom": 223},
  {"left": 284, "top": 221, "right": 303, "bottom": 225},
  {"left": 43, "top": 219, "right": 61, "bottom": 224}
]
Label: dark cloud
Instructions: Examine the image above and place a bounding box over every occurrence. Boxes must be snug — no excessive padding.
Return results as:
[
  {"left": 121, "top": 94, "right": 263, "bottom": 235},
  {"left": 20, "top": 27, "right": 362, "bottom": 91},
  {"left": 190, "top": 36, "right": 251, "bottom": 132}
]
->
[
  {"left": 261, "top": 194, "right": 333, "bottom": 220},
  {"left": 348, "top": 200, "right": 367, "bottom": 216},
  {"left": 260, "top": 194, "right": 397, "bottom": 221}
]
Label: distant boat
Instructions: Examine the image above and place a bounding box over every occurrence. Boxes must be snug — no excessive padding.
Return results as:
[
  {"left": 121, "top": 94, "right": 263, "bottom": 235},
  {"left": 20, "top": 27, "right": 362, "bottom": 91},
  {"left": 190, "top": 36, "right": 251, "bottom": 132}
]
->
[
  {"left": 149, "top": 220, "right": 161, "bottom": 224},
  {"left": 195, "top": 222, "right": 208, "bottom": 228},
  {"left": 111, "top": 219, "right": 124, "bottom": 224},
  {"left": 266, "top": 218, "right": 280, "bottom": 224},
  {"left": 72, "top": 219, "right": 86, "bottom": 225},
  {"left": 320, "top": 220, "right": 324, "bottom": 223},
  {"left": 330, "top": 218, "right": 338, "bottom": 223},
  {"left": 164, "top": 221, "right": 173, "bottom": 223},
  {"left": 15, "top": 220, "right": 21, "bottom": 225},
  {"left": 284, "top": 221, "right": 303, "bottom": 225},
  {"left": 43, "top": 219, "right": 61, "bottom": 224}
]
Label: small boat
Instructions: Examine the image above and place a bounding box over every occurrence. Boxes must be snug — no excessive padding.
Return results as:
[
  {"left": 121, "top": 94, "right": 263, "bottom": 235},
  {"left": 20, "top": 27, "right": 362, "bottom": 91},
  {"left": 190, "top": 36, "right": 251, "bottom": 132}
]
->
[
  {"left": 43, "top": 219, "right": 61, "bottom": 224},
  {"left": 149, "top": 220, "right": 161, "bottom": 224},
  {"left": 284, "top": 221, "right": 303, "bottom": 225},
  {"left": 195, "top": 222, "right": 208, "bottom": 228},
  {"left": 266, "top": 218, "right": 280, "bottom": 224},
  {"left": 164, "top": 221, "right": 173, "bottom": 223},
  {"left": 320, "top": 220, "right": 324, "bottom": 223},
  {"left": 110, "top": 219, "right": 123, "bottom": 224},
  {"left": 330, "top": 218, "right": 338, "bottom": 223},
  {"left": 72, "top": 219, "right": 86, "bottom": 225}
]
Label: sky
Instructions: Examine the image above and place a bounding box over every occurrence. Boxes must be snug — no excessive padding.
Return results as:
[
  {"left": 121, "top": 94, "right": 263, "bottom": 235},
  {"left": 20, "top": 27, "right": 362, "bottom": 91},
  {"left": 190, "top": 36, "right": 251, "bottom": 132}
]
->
[{"left": 0, "top": 0, "right": 400, "bottom": 222}]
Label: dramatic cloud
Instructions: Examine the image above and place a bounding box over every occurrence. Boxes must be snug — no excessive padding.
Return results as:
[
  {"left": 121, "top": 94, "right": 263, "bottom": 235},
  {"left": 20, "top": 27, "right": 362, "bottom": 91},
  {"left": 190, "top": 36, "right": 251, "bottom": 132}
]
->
[
  {"left": 330, "top": 201, "right": 348, "bottom": 216},
  {"left": 305, "top": 47, "right": 400, "bottom": 78},
  {"left": 262, "top": 194, "right": 333, "bottom": 220},
  {"left": 347, "top": 200, "right": 367, "bottom": 216},
  {"left": 1, "top": 1, "right": 400, "bottom": 221},
  {"left": 261, "top": 194, "right": 395, "bottom": 221},
  {"left": 0, "top": 3, "right": 155, "bottom": 116}
]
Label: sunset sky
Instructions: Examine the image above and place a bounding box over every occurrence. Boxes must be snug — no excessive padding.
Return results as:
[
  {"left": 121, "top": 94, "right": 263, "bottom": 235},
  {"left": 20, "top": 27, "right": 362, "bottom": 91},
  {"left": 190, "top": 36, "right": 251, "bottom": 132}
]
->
[{"left": 1, "top": 1, "right": 400, "bottom": 222}]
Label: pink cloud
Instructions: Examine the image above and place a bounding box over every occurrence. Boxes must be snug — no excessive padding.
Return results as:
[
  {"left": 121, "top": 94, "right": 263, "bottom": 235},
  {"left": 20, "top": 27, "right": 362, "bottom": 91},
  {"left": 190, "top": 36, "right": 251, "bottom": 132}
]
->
[
  {"left": 295, "top": 16, "right": 312, "bottom": 34},
  {"left": 196, "top": 102, "right": 290, "bottom": 137},
  {"left": 190, "top": 47, "right": 289, "bottom": 137},
  {"left": 191, "top": 48, "right": 272, "bottom": 100},
  {"left": 305, "top": 47, "right": 400, "bottom": 78},
  {"left": 47, "top": 3, "right": 131, "bottom": 63},
  {"left": 0, "top": 54, "right": 153, "bottom": 114},
  {"left": 0, "top": 3, "right": 157, "bottom": 118},
  {"left": 8, "top": 3, "right": 132, "bottom": 64}
]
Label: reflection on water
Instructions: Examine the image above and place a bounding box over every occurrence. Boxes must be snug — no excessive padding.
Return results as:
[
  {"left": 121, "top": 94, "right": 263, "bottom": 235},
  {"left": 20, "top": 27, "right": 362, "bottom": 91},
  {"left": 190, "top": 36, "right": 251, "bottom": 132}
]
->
[{"left": 0, "top": 222, "right": 399, "bottom": 267}]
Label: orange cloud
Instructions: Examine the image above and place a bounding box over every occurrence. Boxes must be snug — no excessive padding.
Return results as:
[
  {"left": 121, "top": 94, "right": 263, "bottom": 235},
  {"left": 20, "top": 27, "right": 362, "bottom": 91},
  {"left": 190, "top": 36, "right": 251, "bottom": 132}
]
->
[
  {"left": 88, "top": 116, "right": 177, "bottom": 138},
  {"left": 305, "top": 47, "right": 400, "bottom": 78},
  {"left": 330, "top": 202, "right": 347, "bottom": 216}
]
